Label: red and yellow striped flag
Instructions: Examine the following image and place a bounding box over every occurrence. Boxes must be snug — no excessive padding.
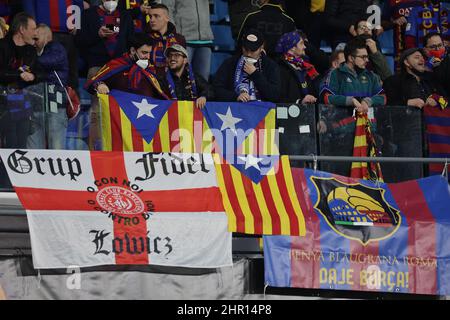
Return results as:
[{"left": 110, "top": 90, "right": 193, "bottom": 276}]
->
[
  {"left": 350, "top": 114, "right": 383, "bottom": 181},
  {"left": 214, "top": 155, "right": 306, "bottom": 236},
  {"left": 99, "top": 95, "right": 213, "bottom": 153}
]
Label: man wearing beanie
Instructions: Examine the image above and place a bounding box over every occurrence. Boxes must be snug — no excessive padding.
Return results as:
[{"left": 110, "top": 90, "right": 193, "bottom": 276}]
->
[{"left": 275, "top": 30, "right": 320, "bottom": 104}]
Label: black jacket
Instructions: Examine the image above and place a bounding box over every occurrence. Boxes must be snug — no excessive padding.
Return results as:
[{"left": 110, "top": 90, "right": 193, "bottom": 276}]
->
[
  {"left": 237, "top": 3, "right": 296, "bottom": 57},
  {"left": 212, "top": 55, "right": 281, "bottom": 102},
  {"left": 277, "top": 58, "right": 319, "bottom": 104},
  {"left": 324, "top": 0, "right": 375, "bottom": 44},
  {"left": 383, "top": 71, "right": 446, "bottom": 106},
  {"left": 0, "top": 35, "right": 46, "bottom": 88},
  {"left": 75, "top": 6, "right": 134, "bottom": 69},
  {"left": 434, "top": 53, "right": 450, "bottom": 97},
  {"left": 161, "top": 70, "right": 214, "bottom": 101}
]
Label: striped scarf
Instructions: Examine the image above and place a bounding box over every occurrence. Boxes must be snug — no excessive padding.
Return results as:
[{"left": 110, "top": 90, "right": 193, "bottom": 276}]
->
[
  {"left": 166, "top": 64, "right": 198, "bottom": 100},
  {"left": 350, "top": 113, "right": 384, "bottom": 181}
]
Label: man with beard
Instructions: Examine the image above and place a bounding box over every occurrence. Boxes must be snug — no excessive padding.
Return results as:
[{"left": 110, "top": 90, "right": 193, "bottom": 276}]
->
[
  {"left": 383, "top": 47, "right": 447, "bottom": 108},
  {"left": 85, "top": 32, "right": 168, "bottom": 99},
  {"left": 350, "top": 19, "right": 393, "bottom": 81},
  {"left": 161, "top": 43, "right": 213, "bottom": 109},
  {"left": 320, "top": 37, "right": 386, "bottom": 113}
]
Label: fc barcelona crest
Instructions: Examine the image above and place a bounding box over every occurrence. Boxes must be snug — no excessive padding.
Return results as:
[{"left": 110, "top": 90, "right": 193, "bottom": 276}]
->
[{"left": 310, "top": 176, "right": 401, "bottom": 245}]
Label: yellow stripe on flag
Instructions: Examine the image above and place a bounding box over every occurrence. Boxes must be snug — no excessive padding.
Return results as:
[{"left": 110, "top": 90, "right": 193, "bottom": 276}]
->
[
  {"left": 202, "top": 119, "right": 214, "bottom": 153},
  {"left": 177, "top": 101, "right": 195, "bottom": 153},
  {"left": 120, "top": 108, "right": 133, "bottom": 151},
  {"left": 143, "top": 138, "right": 153, "bottom": 152},
  {"left": 159, "top": 112, "right": 170, "bottom": 152},
  {"left": 98, "top": 94, "right": 112, "bottom": 151},
  {"left": 230, "top": 165, "right": 255, "bottom": 234},
  {"left": 267, "top": 168, "right": 291, "bottom": 235},
  {"left": 252, "top": 181, "right": 273, "bottom": 234},
  {"left": 281, "top": 156, "right": 306, "bottom": 236},
  {"left": 213, "top": 154, "right": 236, "bottom": 232}
]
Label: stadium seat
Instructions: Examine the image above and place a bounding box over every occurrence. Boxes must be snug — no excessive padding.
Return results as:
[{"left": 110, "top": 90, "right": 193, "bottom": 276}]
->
[
  {"left": 211, "top": 24, "right": 235, "bottom": 51},
  {"left": 210, "top": 51, "right": 232, "bottom": 77},
  {"left": 210, "top": 0, "right": 230, "bottom": 23},
  {"left": 379, "top": 29, "right": 394, "bottom": 55}
]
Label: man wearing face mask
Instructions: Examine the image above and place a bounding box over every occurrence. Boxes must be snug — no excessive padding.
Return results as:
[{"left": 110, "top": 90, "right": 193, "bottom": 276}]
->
[
  {"left": 350, "top": 19, "right": 393, "bottom": 81},
  {"left": 85, "top": 32, "right": 169, "bottom": 99},
  {"left": 76, "top": 0, "right": 134, "bottom": 149},
  {"left": 405, "top": 0, "right": 450, "bottom": 49},
  {"left": 383, "top": 47, "right": 447, "bottom": 109},
  {"left": 430, "top": 33, "right": 450, "bottom": 97},
  {"left": 212, "top": 29, "right": 280, "bottom": 102},
  {"left": 320, "top": 38, "right": 386, "bottom": 114}
]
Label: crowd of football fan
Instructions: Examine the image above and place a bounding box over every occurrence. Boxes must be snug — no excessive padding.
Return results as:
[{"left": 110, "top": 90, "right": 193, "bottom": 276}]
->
[{"left": 0, "top": 0, "right": 449, "bottom": 151}]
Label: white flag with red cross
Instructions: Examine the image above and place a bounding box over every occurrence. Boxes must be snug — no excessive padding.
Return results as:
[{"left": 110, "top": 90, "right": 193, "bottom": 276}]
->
[{"left": 0, "top": 149, "right": 232, "bottom": 269}]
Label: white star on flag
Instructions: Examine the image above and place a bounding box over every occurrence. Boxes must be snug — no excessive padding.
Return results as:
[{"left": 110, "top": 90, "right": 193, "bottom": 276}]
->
[
  {"left": 132, "top": 98, "right": 158, "bottom": 119},
  {"left": 216, "top": 107, "right": 242, "bottom": 133},
  {"left": 239, "top": 154, "right": 263, "bottom": 171}
]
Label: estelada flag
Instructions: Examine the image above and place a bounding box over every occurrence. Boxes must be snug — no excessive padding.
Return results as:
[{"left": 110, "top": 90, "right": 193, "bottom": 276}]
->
[
  {"left": 215, "top": 155, "right": 306, "bottom": 236},
  {"left": 99, "top": 90, "right": 279, "bottom": 182},
  {"left": 264, "top": 168, "right": 450, "bottom": 295},
  {"left": 0, "top": 149, "right": 232, "bottom": 269}
]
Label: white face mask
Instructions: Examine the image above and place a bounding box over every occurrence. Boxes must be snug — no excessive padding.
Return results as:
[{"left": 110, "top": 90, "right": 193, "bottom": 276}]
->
[
  {"left": 244, "top": 57, "right": 258, "bottom": 65},
  {"left": 136, "top": 59, "right": 149, "bottom": 70},
  {"left": 103, "top": 1, "right": 118, "bottom": 13}
]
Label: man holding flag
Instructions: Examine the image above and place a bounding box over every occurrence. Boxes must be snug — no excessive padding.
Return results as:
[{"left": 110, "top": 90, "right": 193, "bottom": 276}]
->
[
  {"left": 160, "top": 43, "right": 213, "bottom": 108},
  {"left": 85, "top": 32, "right": 168, "bottom": 99},
  {"left": 320, "top": 37, "right": 386, "bottom": 179}
]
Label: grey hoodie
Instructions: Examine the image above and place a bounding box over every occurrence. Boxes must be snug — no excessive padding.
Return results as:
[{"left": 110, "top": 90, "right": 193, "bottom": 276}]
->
[{"left": 162, "top": 0, "right": 214, "bottom": 42}]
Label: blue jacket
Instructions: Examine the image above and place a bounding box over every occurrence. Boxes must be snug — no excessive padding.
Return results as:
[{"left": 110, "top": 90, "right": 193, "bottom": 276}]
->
[{"left": 38, "top": 41, "right": 69, "bottom": 86}]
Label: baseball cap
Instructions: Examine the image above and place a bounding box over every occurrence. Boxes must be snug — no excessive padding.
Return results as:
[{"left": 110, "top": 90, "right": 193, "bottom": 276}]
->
[
  {"left": 400, "top": 47, "right": 424, "bottom": 65},
  {"left": 164, "top": 43, "right": 188, "bottom": 58},
  {"left": 241, "top": 29, "right": 265, "bottom": 51}
]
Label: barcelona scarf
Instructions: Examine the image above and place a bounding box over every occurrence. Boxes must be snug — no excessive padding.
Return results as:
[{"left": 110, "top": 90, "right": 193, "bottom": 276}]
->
[{"left": 350, "top": 113, "right": 383, "bottom": 181}]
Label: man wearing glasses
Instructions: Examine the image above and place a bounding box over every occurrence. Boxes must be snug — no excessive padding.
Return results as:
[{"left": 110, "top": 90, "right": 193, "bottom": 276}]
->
[
  {"left": 426, "top": 32, "right": 450, "bottom": 98},
  {"left": 320, "top": 37, "right": 386, "bottom": 114}
]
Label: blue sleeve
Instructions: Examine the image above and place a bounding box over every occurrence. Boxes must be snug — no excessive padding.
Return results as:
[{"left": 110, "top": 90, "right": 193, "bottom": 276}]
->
[{"left": 21, "top": 0, "right": 36, "bottom": 17}]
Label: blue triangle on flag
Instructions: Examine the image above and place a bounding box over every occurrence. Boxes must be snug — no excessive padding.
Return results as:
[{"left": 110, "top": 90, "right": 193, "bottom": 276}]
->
[
  {"left": 110, "top": 90, "right": 173, "bottom": 144},
  {"left": 220, "top": 153, "right": 280, "bottom": 184},
  {"left": 201, "top": 101, "right": 275, "bottom": 155}
]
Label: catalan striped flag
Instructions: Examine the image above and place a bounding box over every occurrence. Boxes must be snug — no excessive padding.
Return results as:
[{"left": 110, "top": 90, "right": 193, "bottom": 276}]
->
[
  {"left": 350, "top": 114, "right": 383, "bottom": 181},
  {"left": 214, "top": 155, "right": 306, "bottom": 236},
  {"left": 424, "top": 105, "right": 450, "bottom": 177}
]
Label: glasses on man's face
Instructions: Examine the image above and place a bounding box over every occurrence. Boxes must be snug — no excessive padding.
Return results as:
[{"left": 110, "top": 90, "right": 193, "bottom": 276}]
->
[
  {"left": 426, "top": 43, "right": 444, "bottom": 50},
  {"left": 354, "top": 55, "right": 369, "bottom": 60},
  {"left": 167, "top": 52, "right": 184, "bottom": 59}
]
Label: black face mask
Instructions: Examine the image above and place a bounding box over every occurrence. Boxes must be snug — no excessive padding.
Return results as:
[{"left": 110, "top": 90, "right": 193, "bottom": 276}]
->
[{"left": 354, "top": 65, "right": 366, "bottom": 74}]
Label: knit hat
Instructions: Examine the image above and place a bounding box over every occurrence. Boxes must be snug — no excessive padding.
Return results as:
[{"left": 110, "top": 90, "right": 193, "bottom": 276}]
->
[{"left": 275, "top": 31, "right": 302, "bottom": 54}]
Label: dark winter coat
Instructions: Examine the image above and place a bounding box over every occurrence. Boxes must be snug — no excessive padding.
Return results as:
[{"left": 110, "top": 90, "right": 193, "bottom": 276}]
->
[{"left": 212, "top": 54, "right": 281, "bottom": 102}]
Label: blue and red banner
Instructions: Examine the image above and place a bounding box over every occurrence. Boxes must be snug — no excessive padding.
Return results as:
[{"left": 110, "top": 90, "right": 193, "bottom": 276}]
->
[{"left": 264, "top": 168, "right": 450, "bottom": 295}]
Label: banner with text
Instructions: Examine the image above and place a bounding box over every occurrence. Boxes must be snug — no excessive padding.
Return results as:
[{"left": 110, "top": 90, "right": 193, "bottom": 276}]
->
[
  {"left": 0, "top": 149, "right": 232, "bottom": 269},
  {"left": 264, "top": 168, "right": 450, "bottom": 295}
]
